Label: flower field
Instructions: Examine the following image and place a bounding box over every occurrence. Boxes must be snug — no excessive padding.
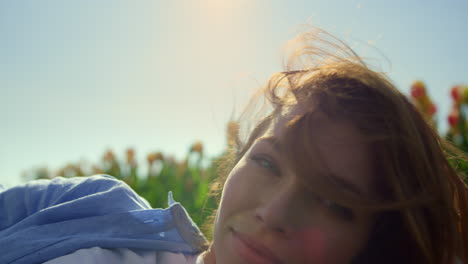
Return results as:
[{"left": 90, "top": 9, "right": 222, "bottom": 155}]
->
[{"left": 22, "top": 83, "right": 468, "bottom": 236}]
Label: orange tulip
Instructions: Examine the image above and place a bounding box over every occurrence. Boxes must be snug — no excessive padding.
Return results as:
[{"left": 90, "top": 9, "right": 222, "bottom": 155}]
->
[
  {"left": 92, "top": 165, "right": 104, "bottom": 174},
  {"left": 126, "top": 148, "right": 135, "bottom": 164},
  {"left": 190, "top": 141, "right": 203, "bottom": 154},
  {"left": 147, "top": 152, "right": 164, "bottom": 164},
  {"left": 103, "top": 150, "right": 116, "bottom": 162}
]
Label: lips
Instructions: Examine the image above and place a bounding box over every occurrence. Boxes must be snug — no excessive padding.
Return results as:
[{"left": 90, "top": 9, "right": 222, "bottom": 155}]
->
[{"left": 231, "top": 228, "right": 283, "bottom": 264}]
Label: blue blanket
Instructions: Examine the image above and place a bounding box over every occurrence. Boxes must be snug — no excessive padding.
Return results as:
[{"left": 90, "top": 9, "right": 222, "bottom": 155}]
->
[{"left": 0, "top": 175, "right": 208, "bottom": 264}]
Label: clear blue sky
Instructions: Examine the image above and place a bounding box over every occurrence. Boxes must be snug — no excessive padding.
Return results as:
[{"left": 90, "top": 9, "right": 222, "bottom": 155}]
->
[{"left": 1, "top": 0, "right": 467, "bottom": 187}]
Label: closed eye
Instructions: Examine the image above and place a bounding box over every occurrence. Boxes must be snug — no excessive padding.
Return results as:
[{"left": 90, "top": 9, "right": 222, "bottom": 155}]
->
[
  {"left": 250, "top": 154, "right": 281, "bottom": 175},
  {"left": 318, "top": 196, "right": 354, "bottom": 221}
]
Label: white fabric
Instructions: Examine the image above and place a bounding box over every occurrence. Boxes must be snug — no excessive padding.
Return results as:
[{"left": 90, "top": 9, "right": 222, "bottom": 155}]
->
[{"left": 43, "top": 247, "right": 204, "bottom": 264}]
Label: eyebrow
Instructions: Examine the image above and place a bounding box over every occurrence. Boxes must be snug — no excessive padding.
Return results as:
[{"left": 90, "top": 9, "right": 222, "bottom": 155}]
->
[
  {"left": 257, "top": 136, "right": 283, "bottom": 153},
  {"left": 327, "top": 173, "right": 364, "bottom": 197},
  {"left": 257, "top": 135, "right": 365, "bottom": 197}
]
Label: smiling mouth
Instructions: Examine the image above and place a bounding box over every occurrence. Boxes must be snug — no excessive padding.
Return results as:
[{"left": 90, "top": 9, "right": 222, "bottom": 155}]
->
[{"left": 230, "top": 227, "right": 283, "bottom": 264}]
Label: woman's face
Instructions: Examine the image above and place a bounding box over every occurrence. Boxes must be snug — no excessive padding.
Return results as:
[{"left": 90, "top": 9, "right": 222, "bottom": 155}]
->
[{"left": 212, "top": 107, "right": 376, "bottom": 264}]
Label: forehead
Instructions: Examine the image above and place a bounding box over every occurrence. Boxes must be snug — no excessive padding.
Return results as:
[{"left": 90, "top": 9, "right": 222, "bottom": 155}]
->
[{"left": 262, "top": 106, "right": 375, "bottom": 198}]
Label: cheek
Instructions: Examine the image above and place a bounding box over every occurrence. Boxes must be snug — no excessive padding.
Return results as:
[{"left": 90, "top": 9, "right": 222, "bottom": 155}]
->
[
  {"left": 213, "top": 162, "right": 259, "bottom": 263},
  {"left": 214, "top": 163, "right": 251, "bottom": 227},
  {"left": 215, "top": 162, "right": 258, "bottom": 223},
  {"left": 288, "top": 228, "right": 327, "bottom": 264},
  {"left": 288, "top": 224, "right": 370, "bottom": 264}
]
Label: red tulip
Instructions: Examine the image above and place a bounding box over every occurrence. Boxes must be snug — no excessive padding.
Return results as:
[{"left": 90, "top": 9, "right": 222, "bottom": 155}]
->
[
  {"left": 411, "top": 81, "right": 425, "bottom": 98},
  {"left": 451, "top": 85, "right": 461, "bottom": 102},
  {"left": 428, "top": 104, "right": 437, "bottom": 116},
  {"left": 448, "top": 110, "right": 460, "bottom": 127}
]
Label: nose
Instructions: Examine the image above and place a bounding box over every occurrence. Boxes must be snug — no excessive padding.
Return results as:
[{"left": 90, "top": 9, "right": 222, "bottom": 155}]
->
[{"left": 255, "top": 186, "right": 304, "bottom": 237}]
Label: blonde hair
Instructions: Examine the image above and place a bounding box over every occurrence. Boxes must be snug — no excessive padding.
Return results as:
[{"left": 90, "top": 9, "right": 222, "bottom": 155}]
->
[{"left": 209, "top": 28, "right": 468, "bottom": 264}]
